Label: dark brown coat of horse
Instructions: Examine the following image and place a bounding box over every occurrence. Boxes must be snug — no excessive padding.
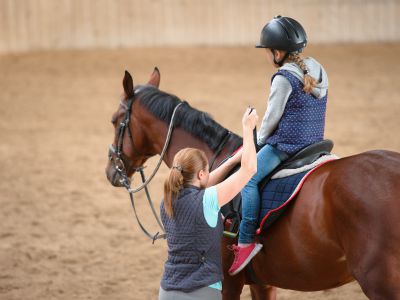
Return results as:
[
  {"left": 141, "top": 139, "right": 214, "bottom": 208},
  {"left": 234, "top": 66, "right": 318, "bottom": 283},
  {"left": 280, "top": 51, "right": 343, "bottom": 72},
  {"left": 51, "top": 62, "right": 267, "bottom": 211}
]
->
[{"left": 106, "top": 69, "right": 400, "bottom": 300}]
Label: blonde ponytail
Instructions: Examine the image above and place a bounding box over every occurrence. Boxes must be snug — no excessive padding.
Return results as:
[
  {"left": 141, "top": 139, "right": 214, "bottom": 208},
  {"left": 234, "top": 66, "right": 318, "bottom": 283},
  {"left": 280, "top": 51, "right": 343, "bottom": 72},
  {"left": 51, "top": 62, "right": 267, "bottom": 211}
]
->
[
  {"left": 288, "top": 53, "right": 317, "bottom": 95},
  {"left": 164, "top": 167, "right": 184, "bottom": 217},
  {"left": 163, "top": 148, "right": 208, "bottom": 218}
]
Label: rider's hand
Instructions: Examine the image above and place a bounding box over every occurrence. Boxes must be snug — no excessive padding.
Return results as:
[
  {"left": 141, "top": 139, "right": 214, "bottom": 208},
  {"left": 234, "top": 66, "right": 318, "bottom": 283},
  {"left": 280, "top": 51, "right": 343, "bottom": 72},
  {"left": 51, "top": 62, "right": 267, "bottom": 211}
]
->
[{"left": 242, "top": 107, "right": 258, "bottom": 130}]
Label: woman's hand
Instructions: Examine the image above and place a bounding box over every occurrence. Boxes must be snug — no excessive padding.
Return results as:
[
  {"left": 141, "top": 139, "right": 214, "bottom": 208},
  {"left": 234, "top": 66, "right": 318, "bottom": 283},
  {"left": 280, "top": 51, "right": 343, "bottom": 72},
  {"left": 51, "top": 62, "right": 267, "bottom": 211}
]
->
[{"left": 242, "top": 107, "right": 259, "bottom": 130}]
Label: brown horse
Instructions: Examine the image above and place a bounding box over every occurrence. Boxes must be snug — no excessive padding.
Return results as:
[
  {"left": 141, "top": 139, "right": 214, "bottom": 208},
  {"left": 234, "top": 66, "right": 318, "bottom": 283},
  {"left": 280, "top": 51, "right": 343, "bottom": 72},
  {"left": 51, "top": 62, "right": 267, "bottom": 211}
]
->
[{"left": 105, "top": 68, "right": 400, "bottom": 300}]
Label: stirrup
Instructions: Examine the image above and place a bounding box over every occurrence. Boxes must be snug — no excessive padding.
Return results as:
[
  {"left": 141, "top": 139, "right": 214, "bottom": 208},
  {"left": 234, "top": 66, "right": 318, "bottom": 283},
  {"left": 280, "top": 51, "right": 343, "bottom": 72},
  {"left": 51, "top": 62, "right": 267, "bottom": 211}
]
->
[
  {"left": 223, "top": 212, "right": 240, "bottom": 238},
  {"left": 223, "top": 230, "right": 238, "bottom": 238}
]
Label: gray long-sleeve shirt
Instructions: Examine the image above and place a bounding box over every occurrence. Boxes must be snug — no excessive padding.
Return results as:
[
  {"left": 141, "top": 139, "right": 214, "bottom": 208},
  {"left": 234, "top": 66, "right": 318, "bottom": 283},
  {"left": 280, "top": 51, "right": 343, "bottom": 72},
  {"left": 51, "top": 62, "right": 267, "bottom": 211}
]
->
[{"left": 257, "top": 57, "right": 329, "bottom": 145}]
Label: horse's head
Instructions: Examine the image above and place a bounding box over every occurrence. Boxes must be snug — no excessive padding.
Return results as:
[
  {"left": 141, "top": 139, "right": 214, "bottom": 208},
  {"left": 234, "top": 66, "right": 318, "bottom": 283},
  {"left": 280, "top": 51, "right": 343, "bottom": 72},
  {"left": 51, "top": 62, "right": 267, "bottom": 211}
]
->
[{"left": 105, "top": 68, "right": 161, "bottom": 187}]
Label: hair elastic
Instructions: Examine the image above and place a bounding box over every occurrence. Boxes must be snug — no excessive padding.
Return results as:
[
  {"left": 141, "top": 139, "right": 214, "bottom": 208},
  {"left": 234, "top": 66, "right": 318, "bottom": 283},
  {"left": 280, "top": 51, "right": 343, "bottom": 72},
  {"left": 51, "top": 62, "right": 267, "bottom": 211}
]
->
[{"left": 172, "top": 165, "right": 183, "bottom": 172}]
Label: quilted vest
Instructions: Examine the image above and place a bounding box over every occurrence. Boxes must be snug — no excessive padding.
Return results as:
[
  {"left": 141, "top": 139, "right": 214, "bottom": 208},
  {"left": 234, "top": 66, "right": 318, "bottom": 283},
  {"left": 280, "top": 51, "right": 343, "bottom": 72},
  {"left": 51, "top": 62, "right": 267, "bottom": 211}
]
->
[
  {"left": 160, "top": 186, "right": 223, "bottom": 293},
  {"left": 266, "top": 69, "right": 327, "bottom": 154}
]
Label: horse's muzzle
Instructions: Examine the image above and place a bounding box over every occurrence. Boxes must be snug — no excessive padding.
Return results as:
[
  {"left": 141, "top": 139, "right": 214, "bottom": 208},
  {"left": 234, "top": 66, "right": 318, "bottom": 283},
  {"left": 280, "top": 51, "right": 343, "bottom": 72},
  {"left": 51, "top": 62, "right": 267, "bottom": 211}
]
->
[
  {"left": 105, "top": 163, "right": 125, "bottom": 187},
  {"left": 106, "top": 144, "right": 125, "bottom": 187}
]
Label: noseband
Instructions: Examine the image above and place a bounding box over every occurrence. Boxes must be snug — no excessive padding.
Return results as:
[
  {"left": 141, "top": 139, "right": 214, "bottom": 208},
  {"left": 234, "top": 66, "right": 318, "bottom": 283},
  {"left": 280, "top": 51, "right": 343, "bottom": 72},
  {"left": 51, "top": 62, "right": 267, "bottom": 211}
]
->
[
  {"left": 109, "top": 93, "right": 185, "bottom": 243},
  {"left": 108, "top": 97, "right": 147, "bottom": 176}
]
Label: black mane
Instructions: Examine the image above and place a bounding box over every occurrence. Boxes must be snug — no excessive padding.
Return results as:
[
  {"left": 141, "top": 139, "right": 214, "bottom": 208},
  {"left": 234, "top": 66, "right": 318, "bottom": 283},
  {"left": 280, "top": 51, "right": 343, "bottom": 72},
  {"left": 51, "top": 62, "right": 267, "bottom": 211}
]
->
[{"left": 136, "top": 85, "right": 242, "bottom": 152}]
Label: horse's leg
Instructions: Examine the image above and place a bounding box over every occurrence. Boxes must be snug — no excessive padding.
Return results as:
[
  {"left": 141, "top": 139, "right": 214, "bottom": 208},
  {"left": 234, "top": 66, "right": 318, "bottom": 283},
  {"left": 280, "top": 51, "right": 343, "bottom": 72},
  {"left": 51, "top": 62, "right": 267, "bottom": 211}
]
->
[
  {"left": 353, "top": 256, "right": 400, "bottom": 300},
  {"left": 222, "top": 276, "right": 245, "bottom": 300},
  {"left": 250, "top": 284, "right": 277, "bottom": 300},
  {"left": 348, "top": 241, "right": 400, "bottom": 300},
  {"left": 221, "top": 235, "right": 246, "bottom": 300}
]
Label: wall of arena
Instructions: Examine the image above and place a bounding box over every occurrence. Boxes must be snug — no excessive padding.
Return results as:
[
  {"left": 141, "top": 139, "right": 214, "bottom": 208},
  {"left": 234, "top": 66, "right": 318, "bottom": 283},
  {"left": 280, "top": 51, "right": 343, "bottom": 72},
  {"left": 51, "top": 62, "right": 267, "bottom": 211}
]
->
[{"left": 0, "top": 0, "right": 399, "bottom": 53}]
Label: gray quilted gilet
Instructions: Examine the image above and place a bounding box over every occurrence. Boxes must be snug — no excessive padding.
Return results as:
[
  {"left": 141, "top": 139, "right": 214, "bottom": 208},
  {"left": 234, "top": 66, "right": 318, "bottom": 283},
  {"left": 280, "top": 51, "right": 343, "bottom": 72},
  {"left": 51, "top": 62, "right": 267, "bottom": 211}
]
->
[{"left": 160, "top": 186, "right": 223, "bottom": 292}]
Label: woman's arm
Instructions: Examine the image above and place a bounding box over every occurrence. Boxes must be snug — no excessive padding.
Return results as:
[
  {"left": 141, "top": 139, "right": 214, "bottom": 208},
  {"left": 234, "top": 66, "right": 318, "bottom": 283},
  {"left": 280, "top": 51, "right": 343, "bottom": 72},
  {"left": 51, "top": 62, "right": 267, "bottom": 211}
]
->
[
  {"left": 215, "top": 108, "right": 258, "bottom": 207},
  {"left": 206, "top": 148, "right": 242, "bottom": 187}
]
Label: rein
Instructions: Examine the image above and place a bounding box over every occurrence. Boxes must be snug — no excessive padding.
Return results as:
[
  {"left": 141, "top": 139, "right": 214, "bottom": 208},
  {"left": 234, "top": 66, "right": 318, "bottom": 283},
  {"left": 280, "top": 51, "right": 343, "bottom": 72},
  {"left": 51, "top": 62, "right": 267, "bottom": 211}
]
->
[
  {"left": 208, "top": 130, "right": 231, "bottom": 171},
  {"left": 109, "top": 97, "right": 186, "bottom": 243}
]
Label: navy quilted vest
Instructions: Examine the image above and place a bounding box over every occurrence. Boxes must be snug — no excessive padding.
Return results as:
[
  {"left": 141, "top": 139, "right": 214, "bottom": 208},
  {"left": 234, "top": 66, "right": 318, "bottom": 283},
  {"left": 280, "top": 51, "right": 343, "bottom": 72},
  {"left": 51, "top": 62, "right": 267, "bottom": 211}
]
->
[
  {"left": 266, "top": 69, "right": 327, "bottom": 154},
  {"left": 160, "top": 186, "right": 223, "bottom": 292}
]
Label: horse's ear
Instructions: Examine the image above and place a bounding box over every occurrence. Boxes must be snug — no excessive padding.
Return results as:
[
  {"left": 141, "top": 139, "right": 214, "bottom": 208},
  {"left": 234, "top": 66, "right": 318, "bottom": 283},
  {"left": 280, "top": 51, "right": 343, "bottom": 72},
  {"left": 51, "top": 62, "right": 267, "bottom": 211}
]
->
[
  {"left": 123, "top": 70, "right": 135, "bottom": 98},
  {"left": 147, "top": 67, "right": 160, "bottom": 88}
]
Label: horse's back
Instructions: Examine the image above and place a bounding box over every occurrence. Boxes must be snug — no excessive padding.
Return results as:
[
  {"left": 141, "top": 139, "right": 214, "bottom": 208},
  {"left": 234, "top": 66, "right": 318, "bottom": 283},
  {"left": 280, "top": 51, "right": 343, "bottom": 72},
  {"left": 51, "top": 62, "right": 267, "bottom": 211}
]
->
[
  {"left": 326, "top": 149, "right": 400, "bottom": 212},
  {"left": 332, "top": 149, "right": 400, "bottom": 177}
]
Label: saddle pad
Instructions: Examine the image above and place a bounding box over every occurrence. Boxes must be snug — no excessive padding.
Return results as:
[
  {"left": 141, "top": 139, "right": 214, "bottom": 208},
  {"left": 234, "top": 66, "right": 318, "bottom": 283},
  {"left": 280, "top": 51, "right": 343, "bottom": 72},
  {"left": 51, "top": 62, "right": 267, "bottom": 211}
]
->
[
  {"left": 256, "top": 159, "right": 335, "bottom": 234},
  {"left": 271, "top": 154, "right": 339, "bottom": 179}
]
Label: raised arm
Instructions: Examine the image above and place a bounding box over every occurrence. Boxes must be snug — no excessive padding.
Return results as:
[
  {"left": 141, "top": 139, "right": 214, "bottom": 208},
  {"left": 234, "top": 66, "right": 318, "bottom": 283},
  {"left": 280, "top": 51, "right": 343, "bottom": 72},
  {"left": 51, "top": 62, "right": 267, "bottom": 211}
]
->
[{"left": 215, "top": 108, "right": 258, "bottom": 207}]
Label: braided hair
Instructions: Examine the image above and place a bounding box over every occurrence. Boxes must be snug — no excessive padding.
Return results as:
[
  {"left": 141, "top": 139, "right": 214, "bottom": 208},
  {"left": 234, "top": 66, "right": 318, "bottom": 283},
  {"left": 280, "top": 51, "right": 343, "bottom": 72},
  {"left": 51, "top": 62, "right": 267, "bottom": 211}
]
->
[{"left": 287, "top": 53, "right": 317, "bottom": 94}]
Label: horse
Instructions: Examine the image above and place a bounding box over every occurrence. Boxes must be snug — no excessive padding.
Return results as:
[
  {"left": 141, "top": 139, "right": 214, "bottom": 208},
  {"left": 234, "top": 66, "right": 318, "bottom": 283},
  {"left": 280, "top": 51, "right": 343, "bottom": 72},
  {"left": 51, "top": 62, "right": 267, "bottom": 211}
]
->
[{"left": 105, "top": 68, "right": 400, "bottom": 300}]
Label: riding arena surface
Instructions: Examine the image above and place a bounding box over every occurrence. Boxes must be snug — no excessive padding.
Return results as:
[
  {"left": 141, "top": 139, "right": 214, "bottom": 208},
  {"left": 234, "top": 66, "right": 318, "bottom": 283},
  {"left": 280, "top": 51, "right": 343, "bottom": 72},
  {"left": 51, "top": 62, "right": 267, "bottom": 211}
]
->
[{"left": 1, "top": 44, "right": 399, "bottom": 299}]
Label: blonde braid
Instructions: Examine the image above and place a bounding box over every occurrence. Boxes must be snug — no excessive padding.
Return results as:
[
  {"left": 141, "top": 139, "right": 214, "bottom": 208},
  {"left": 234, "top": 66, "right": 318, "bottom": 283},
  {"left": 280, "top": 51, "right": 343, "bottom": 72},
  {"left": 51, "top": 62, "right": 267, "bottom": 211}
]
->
[{"left": 288, "top": 53, "right": 317, "bottom": 94}]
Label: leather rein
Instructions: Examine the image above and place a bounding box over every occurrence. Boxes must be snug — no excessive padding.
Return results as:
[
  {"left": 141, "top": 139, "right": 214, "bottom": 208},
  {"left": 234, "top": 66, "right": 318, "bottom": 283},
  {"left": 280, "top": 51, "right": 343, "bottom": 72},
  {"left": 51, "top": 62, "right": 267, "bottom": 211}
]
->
[{"left": 108, "top": 94, "right": 231, "bottom": 243}]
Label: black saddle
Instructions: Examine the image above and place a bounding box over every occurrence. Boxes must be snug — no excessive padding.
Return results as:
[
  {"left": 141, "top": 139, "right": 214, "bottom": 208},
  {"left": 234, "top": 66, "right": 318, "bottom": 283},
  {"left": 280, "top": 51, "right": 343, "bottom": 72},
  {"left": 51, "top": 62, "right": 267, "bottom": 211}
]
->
[
  {"left": 221, "top": 139, "right": 334, "bottom": 238},
  {"left": 258, "top": 139, "right": 334, "bottom": 190}
]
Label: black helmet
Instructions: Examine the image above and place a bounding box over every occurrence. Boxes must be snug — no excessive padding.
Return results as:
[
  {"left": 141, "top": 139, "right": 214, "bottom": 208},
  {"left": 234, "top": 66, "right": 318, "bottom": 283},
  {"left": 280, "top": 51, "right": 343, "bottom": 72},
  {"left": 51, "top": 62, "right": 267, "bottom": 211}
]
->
[{"left": 256, "top": 15, "right": 307, "bottom": 53}]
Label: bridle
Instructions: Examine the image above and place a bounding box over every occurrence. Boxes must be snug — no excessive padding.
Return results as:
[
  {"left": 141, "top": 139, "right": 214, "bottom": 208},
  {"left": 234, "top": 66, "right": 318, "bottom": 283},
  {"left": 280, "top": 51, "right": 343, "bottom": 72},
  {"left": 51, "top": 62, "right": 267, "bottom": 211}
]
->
[
  {"left": 108, "top": 91, "right": 185, "bottom": 243},
  {"left": 108, "top": 90, "right": 233, "bottom": 243}
]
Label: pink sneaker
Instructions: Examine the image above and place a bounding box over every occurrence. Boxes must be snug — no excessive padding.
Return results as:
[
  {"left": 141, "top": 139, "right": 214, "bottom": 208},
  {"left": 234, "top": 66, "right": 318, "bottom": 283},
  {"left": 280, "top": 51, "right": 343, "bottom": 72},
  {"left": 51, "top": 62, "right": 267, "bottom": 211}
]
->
[{"left": 228, "top": 243, "right": 263, "bottom": 275}]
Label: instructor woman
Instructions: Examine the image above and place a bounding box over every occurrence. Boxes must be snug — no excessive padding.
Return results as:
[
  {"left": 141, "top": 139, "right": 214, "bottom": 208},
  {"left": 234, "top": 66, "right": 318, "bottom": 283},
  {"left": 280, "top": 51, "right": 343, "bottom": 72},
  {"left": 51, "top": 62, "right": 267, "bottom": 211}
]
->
[{"left": 159, "top": 107, "right": 258, "bottom": 300}]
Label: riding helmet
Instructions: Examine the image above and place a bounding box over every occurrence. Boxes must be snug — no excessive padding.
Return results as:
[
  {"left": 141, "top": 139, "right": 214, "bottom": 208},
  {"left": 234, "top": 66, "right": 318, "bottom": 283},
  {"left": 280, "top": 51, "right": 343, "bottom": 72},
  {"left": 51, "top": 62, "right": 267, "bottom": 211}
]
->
[{"left": 256, "top": 15, "right": 307, "bottom": 53}]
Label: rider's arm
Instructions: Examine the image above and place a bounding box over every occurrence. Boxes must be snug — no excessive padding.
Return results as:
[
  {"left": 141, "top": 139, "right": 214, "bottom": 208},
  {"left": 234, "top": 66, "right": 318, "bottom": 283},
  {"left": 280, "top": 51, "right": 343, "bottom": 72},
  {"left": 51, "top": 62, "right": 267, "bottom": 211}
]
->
[
  {"left": 215, "top": 108, "right": 258, "bottom": 208},
  {"left": 206, "top": 148, "right": 242, "bottom": 187}
]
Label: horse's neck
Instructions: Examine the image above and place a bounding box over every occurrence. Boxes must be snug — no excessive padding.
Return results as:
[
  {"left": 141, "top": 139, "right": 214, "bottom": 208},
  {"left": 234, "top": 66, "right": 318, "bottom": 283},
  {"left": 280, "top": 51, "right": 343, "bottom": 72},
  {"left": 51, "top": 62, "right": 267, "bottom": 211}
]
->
[
  {"left": 163, "top": 128, "right": 216, "bottom": 168},
  {"left": 163, "top": 128, "right": 241, "bottom": 170},
  {"left": 137, "top": 102, "right": 242, "bottom": 168}
]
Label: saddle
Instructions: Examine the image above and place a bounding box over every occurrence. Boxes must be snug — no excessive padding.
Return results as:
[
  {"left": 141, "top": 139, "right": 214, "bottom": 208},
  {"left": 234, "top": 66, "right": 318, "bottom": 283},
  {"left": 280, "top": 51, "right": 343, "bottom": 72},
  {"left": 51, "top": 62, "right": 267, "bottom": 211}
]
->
[{"left": 221, "top": 139, "right": 334, "bottom": 238}]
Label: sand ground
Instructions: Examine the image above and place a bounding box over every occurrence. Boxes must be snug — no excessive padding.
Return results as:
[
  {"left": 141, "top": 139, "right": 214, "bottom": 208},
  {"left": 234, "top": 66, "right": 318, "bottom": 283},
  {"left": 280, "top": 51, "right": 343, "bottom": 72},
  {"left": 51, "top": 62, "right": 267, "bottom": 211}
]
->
[{"left": 1, "top": 44, "right": 400, "bottom": 299}]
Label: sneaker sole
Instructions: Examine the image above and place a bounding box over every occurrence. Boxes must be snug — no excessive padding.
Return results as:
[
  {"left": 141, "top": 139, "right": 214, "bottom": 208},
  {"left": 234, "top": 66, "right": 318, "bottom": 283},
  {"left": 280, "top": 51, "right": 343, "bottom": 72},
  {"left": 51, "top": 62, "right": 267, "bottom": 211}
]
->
[{"left": 229, "top": 244, "right": 263, "bottom": 276}]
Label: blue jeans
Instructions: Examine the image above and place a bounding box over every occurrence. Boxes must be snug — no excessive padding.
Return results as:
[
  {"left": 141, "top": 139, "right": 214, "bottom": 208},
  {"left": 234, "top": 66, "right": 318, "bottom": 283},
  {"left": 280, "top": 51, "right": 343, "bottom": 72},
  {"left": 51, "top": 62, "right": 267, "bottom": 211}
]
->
[{"left": 238, "top": 144, "right": 289, "bottom": 244}]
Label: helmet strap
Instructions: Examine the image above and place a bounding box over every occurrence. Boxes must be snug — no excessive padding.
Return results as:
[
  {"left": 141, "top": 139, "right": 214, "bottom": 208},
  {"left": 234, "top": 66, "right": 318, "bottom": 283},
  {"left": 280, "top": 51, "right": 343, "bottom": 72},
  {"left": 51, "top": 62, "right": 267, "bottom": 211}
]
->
[{"left": 271, "top": 49, "right": 290, "bottom": 67}]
